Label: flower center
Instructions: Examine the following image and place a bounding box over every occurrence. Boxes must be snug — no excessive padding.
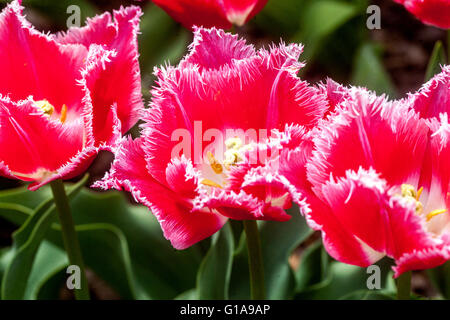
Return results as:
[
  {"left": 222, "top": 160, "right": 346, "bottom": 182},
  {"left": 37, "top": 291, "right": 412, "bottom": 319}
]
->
[
  {"left": 201, "top": 137, "right": 251, "bottom": 189},
  {"left": 401, "top": 184, "right": 447, "bottom": 221},
  {"left": 35, "top": 100, "right": 67, "bottom": 123}
]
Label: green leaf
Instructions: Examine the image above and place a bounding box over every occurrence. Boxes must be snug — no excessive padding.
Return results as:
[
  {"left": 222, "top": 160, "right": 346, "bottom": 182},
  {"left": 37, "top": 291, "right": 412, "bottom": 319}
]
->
[
  {"left": 339, "top": 290, "right": 395, "bottom": 300},
  {"left": 425, "top": 41, "right": 447, "bottom": 81},
  {"left": 21, "top": 0, "right": 98, "bottom": 28},
  {"left": 351, "top": 42, "right": 397, "bottom": 98},
  {"left": 427, "top": 261, "right": 450, "bottom": 299},
  {"left": 230, "top": 204, "right": 313, "bottom": 299},
  {"left": 1, "top": 175, "right": 88, "bottom": 300},
  {"left": 0, "top": 185, "right": 51, "bottom": 210},
  {"left": 295, "top": 242, "right": 395, "bottom": 299},
  {"left": 45, "top": 190, "right": 202, "bottom": 300},
  {"left": 24, "top": 241, "right": 67, "bottom": 300},
  {"left": 0, "top": 186, "right": 203, "bottom": 299},
  {"left": 175, "top": 288, "right": 198, "bottom": 300},
  {"left": 253, "top": 0, "right": 305, "bottom": 37},
  {"left": 197, "top": 223, "right": 234, "bottom": 300},
  {"left": 293, "top": 0, "right": 360, "bottom": 62}
]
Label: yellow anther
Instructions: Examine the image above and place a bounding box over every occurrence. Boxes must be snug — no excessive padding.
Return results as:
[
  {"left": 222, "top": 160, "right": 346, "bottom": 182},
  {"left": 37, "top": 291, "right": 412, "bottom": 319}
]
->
[
  {"left": 207, "top": 151, "right": 223, "bottom": 174},
  {"left": 35, "top": 100, "right": 54, "bottom": 117},
  {"left": 225, "top": 137, "right": 243, "bottom": 150},
  {"left": 60, "top": 104, "right": 67, "bottom": 123},
  {"left": 426, "top": 209, "right": 447, "bottom": 222},
  {"left": 401, "top": 184, "right": 447, "bottom": 222},
  {"left": 416, "top": 186, "right": 423, "bottom": 201},
  {"left": 401, "top": 184, "right": 417, "bottom": 198},
  {"left": 201, "top": 179, "right": 223, "bottom": 189},
  {"left": 224, "top": 149, "right": 242, "bottom": 169},
  {"left": 401, "top": 184, "right": 422, "bottom": 213}
]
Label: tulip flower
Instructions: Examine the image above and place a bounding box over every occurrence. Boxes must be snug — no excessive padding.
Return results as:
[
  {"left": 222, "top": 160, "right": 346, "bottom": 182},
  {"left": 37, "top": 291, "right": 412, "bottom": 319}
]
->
[
  {"left": 0, "top": 1, "right": 143, "bottom": 300},
  {"left": 284, "top": 79, "right": 450, "bottom": 279},
  {"left": 95, "top": 27, "right": 328, "bottom": 250},
  {"left": 394, "top": 0, "right": 450, "bottom": 29},
  {"left": 406, "top": 65, "right": 450, "bottom": 120},
  {"left": 0, "top": 1, "right": 143, "bottom": 190},
  {"left": 151, "top": 0, "right": 268, "bottom": 29}
]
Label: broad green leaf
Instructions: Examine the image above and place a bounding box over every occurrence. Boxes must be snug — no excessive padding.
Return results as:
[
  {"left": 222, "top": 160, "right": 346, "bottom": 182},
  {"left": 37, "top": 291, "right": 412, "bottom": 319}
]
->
[
  {"left": 1, "top": 175, "right": 88, "bottom": 300},
  {"left": 0, "top": 203, "right": 33, "bottom": 226},
  {"left": 47, "top": 223, "right": 140, "bottom": 299},
  {"left": 425, "top": 41, "right": 447, "bottom": 81},
  {"left": 138, "top": 4, "right": 189, "bottom": 100},
  {"left": 21, "top": 0, "right": 98, "bottom": 28},
  {"left": 24, "top": 241, "right": 67, "bottom": 300},
  {"left": 351, "top": 42, "right": 397, "bottom": 98},
  {"left": 295, "top": 242, "right": 395, "bottom": 299},
  {"left": 253, "top": 0, "right": 305, "bottom": 37},
  {"left": 230, "top": 204, "right": 313, "bottom": 299},
  {"left": 0, "top": 185, "right": 51, "bottom": 210},
  {"left": 44, "top": 190, "right": 202, "bottom": 300},
  {"left": 0, "top": 186, "right": 202, "bottom": 299},
  {"left": 197, "top": 223, "right": 234, "bottom": 300},
  {"left": 0, "top": 247, "right": 13, "bottom": 288},
  {"left": 339, "top": 290, "right": 395, "bottom": 300},
  {"left": 428, "top": 261, "right": 450, "bottom": 299},
  {"left": 293, "top": 0, "right": 360, "bottom": 62},
  {"left": 175, "top": 288, "right": 198, "bottom": 300}
]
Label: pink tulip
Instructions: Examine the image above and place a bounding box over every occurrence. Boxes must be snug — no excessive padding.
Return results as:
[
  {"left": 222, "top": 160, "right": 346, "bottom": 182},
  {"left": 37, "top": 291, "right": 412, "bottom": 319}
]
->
[
  {"left": 152, "top": 0, "right": 268, "bottom": 29},
  {"left": 95, "top": 27, "right": 328, "bottom": 249},
  {"left": 284, "top": 76, "right": 450, "bottom": 276},
  {"left": 394, "top": 0, "right": 450, "bottom": 29},
  {"left": 0, "top": 1, "right": 143, "bottom": 190}
]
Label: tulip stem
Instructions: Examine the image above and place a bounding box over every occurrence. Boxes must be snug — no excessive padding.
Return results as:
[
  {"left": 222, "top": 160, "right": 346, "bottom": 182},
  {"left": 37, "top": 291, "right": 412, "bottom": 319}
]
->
[
  {"left": 50, "top": 179, "right": 90, "bottom": 300},
  {"left": 396, "top": 271, "right": 412, "bottom": 300},
  {"left": 243, "top": 220, "right": 266, "bottom": 300}
]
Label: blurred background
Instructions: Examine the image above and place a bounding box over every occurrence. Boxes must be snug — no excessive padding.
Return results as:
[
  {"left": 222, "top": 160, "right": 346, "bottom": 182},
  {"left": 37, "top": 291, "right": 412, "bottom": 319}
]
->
[{"left": 0, "top": 0, "right": 448, "bottom": 300}]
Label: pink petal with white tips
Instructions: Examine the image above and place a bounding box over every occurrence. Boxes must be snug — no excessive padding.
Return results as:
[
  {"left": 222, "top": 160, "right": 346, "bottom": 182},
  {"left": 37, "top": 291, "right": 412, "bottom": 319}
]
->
[
  {"left": 308, "top": 88, "right": 430, "bottom": 199},
  {"left": 222, "top": 0, "right": 268, "bottom": 26},
  {"left": 407, "top": 65, "right": 450, "bottom": 121},
  {"left": 55, "top": 6, "right": 144, "bottom": 133},
  {"left": 0, "top": 96, "right": 84, "bottom": 181},
  {"left": 95, "top": 137, "right": 227, "bottom": 250},
  {"left": 0, "top": 1, "right": 87, "bottom": 115}
]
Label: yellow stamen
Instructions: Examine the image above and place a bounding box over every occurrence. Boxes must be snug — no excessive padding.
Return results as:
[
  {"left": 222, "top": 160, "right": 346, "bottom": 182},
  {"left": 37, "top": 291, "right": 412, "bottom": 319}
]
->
[
  {"left": 201, "top": 179, "right": 223, "bottom": 189},
  {"left": 60, "top": 104, "right": 67, "bottom": 123},
  {"left": 225, "top": 137, "right": 243, "bottom": 150},
  {"left": 426, "top": 209, "right": 447, "bottom": 222},
  {"left": 401, "top": 184, "right": 416, "bottom": 198},
  {"left": 35, "top": 100, "right": 54, "bottom": 117},
  {"left": 207, "top": 151, "right": 223, "bottom": 174},
  {"left": 416, "top": 186, "right": 423, "bottom": 201}
]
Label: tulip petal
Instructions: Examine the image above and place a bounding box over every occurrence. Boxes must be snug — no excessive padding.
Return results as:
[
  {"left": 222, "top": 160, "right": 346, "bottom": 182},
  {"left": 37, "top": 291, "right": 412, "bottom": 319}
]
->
[
  {"left": 56, "top": 6, "right": 144, "bottom": 133},
  {"left": 0, "top": 96, "right": 84, "bottom": 181},
  {"left": 394, "top": 0, "right": 450, "bottom": 29},
  {"left": 309, "top": 88, "right": 430, "bottom": 199},
  {"left": 152, "top": 0, "right": 232, "bottom": 29},
  {"left": 0, "top": 1, "right": 87, "bottom": 115},
  {"left": 95, "top": 137, "right": 227, "bottom": 250},
  {"left": 408, "top": 65, "right": 450, "bottom": 121}
]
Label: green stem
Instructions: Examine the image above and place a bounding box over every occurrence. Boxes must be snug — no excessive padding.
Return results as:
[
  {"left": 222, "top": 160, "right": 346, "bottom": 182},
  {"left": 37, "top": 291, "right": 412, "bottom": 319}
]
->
[
  {"left": 447, "top": 29, "right": 450, "bottom": 63},
  {"left": 396, "top": 271, "right": 412, "bottom": 300},
  {"left": 50, "top": 179, "right": 90, "bottom": 300},
  {"left": 243, "top": 220, "right": 265, "bottom": 300}
]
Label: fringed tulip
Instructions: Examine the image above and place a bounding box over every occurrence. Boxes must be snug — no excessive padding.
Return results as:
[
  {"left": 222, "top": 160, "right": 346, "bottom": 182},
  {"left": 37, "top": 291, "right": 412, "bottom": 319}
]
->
[
  {"left": 95, "top": 27, "right": 328, "bottom": 249},
  {"left": 394, "top": 0, "right": 450, "bottom": 29},
  {"left": 285, "top": 80, "right": 450, "bottom": 276},
  {"left": 0, "top": 1, "right": 143, "bottom": 190},
  {"left": 151, "top": 0, "right": 268, "bottom": 29}
]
